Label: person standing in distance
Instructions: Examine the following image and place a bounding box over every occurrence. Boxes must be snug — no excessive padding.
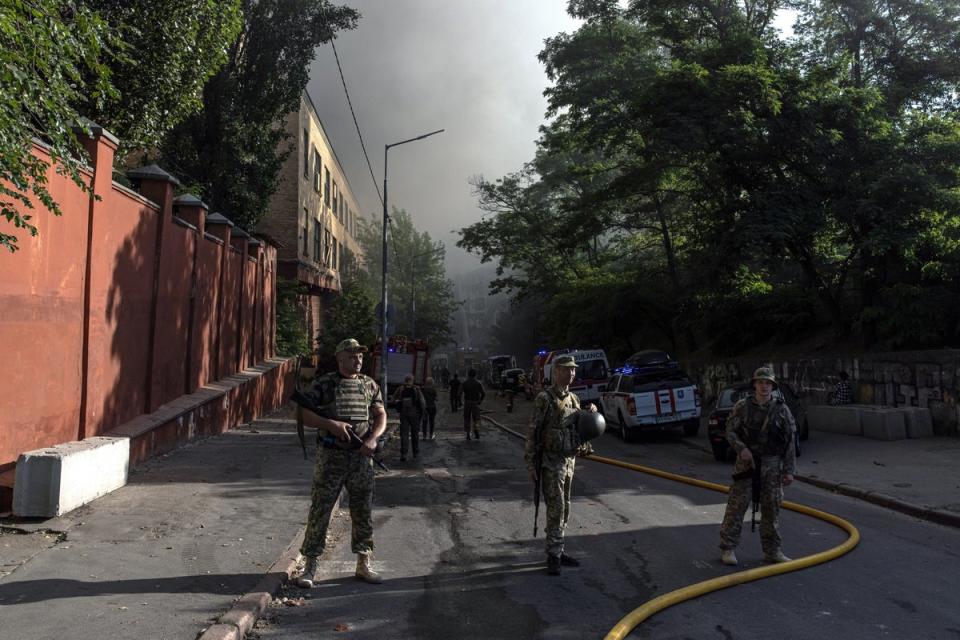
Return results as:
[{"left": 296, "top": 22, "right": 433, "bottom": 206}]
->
[
  {"left": 525, "top": 355, "right": 596, "bottom": 575},
  {"left": 461, "top": 369, "right": 486, "bottom": 440},
  {"left": 449, "top": 373, "right": 462, "bottom": 413},
  {"left": 391, "top": 374, "right": 425, "bottom": 461},
  {"left": 295, "top": 339, "right": 387, "bottom": 587},
  {"left": 718, "top": 367, "right": 797, "bottom": 566},
  {"left": 421, "top": 377, "right": 439, "bottom": 440}
]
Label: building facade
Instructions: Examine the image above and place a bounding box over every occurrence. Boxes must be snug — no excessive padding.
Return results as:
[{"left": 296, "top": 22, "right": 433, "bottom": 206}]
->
[{"left": 257, "top": 91, "right": 364, "bottom": 345}]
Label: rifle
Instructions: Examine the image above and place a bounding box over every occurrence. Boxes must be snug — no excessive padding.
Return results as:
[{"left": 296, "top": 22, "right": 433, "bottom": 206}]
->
[
  {"left": 732, "top": 451, "right": 762, "bottom": 532},
  {"left": 531, "top": 398, "right": 549, "bottom": 537},
  {"left": 294, "top": 357, "right": 308, "bottom": 460},
  {"left": 289, "top": 388, "right": 390, "bottom": 472}
]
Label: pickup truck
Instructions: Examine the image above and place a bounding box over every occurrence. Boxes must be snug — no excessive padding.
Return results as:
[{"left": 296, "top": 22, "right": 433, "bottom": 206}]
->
[{"left": 599, "top": 365, "right": 701, "bottom": 441}]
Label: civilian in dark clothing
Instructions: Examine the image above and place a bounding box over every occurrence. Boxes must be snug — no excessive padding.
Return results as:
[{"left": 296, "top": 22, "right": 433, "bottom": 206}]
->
[
  {"left": 461, "top": 369, "right": 486, "bottom": 440},
  {"left": 449, "top": 374, "right": 462, "bottom": 412},
  {"left": 421, "top": 377, "right": 439, "bottom": 439},
  {"left": 391, "top": 375, "right": 424, "bottom": 461}
]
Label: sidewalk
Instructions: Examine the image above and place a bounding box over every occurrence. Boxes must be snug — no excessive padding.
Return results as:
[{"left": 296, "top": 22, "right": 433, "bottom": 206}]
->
[{"left": 1, "top": 401, "right": 957, "bottom": 640}]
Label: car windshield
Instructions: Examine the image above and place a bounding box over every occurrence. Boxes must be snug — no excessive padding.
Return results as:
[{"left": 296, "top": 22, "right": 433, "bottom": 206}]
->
[
  {"left": 575, "top": 359, "right": 608, "bottom": 382},
  {"left": 717, "top": 387, "right": 783, "bottom": 409}
]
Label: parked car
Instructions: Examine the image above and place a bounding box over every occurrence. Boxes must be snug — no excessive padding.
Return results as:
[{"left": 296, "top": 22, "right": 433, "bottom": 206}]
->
[{"left": 707, "top": 382, "right": 810, "bottom": 462}]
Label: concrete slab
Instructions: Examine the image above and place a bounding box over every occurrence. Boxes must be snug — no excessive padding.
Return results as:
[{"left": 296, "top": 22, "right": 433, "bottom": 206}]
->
[
  {"left": 13, "top": 436, "right": 129, "bottom": 518},
  {"left": 901, "top": 407, "right": 934, "bottom": 438},
  {"left": 860, "top": 408, "right": 907, "bottom": 441},
  {"left": 807, "top": 405, "right": 862, "bottom": 435}
]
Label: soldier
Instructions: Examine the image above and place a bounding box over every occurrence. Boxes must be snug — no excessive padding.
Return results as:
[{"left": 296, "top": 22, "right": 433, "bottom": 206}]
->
[
  {"left": 461, "top": 369, "right": 486, "bottom": 440},
  {"left": 391, "top": 374, "right": 425, "bottom": 460},
  {"left": 295, "top": 339, "right": 388, "bottom": 587},
  {"left": 525, "top": 355, "right": 596, "bottom": 575},
  {"left": 718, "top": 366, "right": 797, "bottom": 566},
  {"left": 449, "top": 373, "right": 462, "bottom": 412}
]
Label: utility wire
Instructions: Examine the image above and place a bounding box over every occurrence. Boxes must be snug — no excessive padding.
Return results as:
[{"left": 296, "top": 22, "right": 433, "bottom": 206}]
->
[{"left": 330, "top": 38, "right": 383, "bottom": 207}]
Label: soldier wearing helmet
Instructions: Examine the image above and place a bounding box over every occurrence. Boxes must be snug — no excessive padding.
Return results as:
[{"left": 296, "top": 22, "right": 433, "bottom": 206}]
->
[
  {"left": 524, "top": 354, "right": 598, "bottom": 575},
  {"left": 718, "top": 366, "right": 797, "bottom": 566}
]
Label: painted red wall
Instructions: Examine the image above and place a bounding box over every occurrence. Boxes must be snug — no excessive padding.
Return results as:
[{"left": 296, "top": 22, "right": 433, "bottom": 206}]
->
[{"left": 0, "top": 136, "right": 279, "bottom": 469}]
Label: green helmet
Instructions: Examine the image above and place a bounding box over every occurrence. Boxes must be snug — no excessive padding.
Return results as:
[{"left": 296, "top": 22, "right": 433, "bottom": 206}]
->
[
  {"left": 751, "top": 367, "right": 778, "bottom": 387},
  {"left": 576, "top": 410, "right": 606, "bottom": 442}
]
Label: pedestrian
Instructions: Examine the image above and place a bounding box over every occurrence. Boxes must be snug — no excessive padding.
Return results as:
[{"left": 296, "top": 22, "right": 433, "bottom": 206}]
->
[
  {"left": 295, "top": 338, "right": 387, "bottom": 588},
  {"left": 421, "top": 377, "right": 439, "bottom": 440},
  {"left": 829, "top": 370, "right": 853, "bottom": 405},
  {"left": 449, "top": 373, "right": 462, "bottom": 413},
  {"left": 391, "top": 374, "right": 425, "bottom": 461},
  {"left": 525, "top": 355, "right": 596, "bottom": 575},
  {"left": 718, "top": 367, "right": 797, "bottom": 566},
  {"left": 461, "top": 369, "right": 486, "bottom": 440},
  {"left": 441, "top": 367, "right": 450, "bottom": 389}
]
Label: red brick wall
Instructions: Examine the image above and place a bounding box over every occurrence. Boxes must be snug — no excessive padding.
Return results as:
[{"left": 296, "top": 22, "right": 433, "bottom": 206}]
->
[{"left": 0, "top": 135, "right": 282, "bottom": 469}]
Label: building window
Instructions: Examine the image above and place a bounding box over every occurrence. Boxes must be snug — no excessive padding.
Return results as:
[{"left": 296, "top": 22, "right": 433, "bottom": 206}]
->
[
  {"left": 313, "top": 218, "right": 321, "bottom": 261},
  {"left": 302, "top": 207, "right": 309, "bottom": 257},
  {"left": 324, "top": 168, "right": 331, "bottom": 207},
  {"left": 332, "top": 181, "right": 338, "bottom": 218},
  {"left": 332, "top": 238, "right": 338, "bottom": 270},
  {"left": 312, "top": 148, "right": 321, "bottom": 193},
  {"left": 323, "top": 228, "right": 332, "bottom": 266},
  {"left": 302, "top": 129, "right": 309, "bottom": 178},
  {"left": 340, "top": 198, "right": 345, "bottom": 223}
]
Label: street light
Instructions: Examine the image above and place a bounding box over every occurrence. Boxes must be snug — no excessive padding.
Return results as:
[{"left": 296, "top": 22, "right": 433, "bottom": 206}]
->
[
  {"left": 380, "top": 128, "right": 444, "bottom": 395},
  {"left": 409, "top": 245, "right": 445, "bottom": 340}
]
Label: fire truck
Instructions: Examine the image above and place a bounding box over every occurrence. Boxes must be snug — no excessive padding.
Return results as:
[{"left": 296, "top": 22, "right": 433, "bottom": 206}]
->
[
  {"left": 370, "top": 335, "right": 430, "bottom": 392},
  {"left": 532, "top": 348, "right": 611, "bottom": 407}
]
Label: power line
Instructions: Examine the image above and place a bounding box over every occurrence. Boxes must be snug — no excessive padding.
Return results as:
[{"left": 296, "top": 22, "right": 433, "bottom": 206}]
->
[{"left": 330, "top": 38, "right": 383, "bottom": 207}]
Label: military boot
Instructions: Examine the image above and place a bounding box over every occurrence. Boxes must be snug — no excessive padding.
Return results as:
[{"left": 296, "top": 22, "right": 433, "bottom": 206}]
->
[
  {"left": 295, "top": 556, "right": 321, "bottom": 588},
  {"left": 559, "top": 553, "right": 580, "bottom": 567},
  {"left": 720, "top": 550, "right": 738, "bottom": 566},
  {"left": 355, "top": 553, "right": 383, "bottom": 584},
  {"left": 764, "top": 550, "right": 791, "bottom": 563},
  {"left": 546, "top": 555, "right": 561, "bottom": 576}
]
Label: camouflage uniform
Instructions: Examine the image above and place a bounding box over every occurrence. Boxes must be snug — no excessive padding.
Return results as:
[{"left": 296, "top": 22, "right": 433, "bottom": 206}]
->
[
  {"left": 300, "top": 371, "right": 383, "bottom": 558},
  {"left": 525, "top": 387, "right": 592, "bottom": 558},
  {"left": 719, "top": 395, "right": 797, "bottom": 556}
]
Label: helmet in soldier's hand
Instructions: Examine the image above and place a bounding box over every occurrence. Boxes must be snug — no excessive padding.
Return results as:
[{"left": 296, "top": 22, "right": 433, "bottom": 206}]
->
[
  {"left": 576, "top": 410, "right": 606, "bottom": 442},
  {"left": 751, "top": 367, "right": 778, "bottom": 388}
]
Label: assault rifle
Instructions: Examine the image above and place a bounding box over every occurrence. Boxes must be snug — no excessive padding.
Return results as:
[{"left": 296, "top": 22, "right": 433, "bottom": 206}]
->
[
  {"left": 531, "top": 412, "right": 547, "bottom": 537},
  {"left": 289, "top": 388, "right": 390, "bottom": 472},
  {"left": 294, "top": 357, "right": 308, "bottom": 459},
  {"left": 732, "top": 451, "right": 762, "bottom": 532}
]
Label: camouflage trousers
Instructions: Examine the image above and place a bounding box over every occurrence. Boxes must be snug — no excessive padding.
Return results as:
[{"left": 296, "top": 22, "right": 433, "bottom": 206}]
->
[
  {"left": 300, "top": 446, "right": 375, "bottom": 558},
  {"left": 540, "top": 454, "right": 577, "bottom": 557},
  {"left": 719, "top": 455, "right": 784, "bottom": 555}
]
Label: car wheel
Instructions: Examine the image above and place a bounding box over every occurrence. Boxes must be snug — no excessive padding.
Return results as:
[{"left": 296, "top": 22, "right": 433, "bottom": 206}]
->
[
  {"left": 711, "top": 441, "right": 727, "bottom": 462},
  {"left": 683, "top": 419, "right": 700, "bottom": 437},
  {"left": 800, "top": 418, "right": 810, "bottom": 441}
]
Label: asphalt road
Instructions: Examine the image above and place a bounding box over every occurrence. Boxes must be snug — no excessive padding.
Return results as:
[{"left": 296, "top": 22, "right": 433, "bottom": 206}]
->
[{"left": 250, "top": 396, "right": 960, "bottom": 640}]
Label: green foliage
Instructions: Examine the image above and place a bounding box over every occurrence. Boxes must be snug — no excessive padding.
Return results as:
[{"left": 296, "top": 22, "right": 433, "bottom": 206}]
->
[
  {"left": 157, "top": 0, "right": 358, "bottom": 230},
  {"left": 315, "top": 249, "right": 377, "bottom": 362},
  {"left": 275, "top": 277, "right": 311, "bottom": 357},
  {"left": 0, "top": 0, "right": 117, "bottom": 252},
  {"left": 78, "top": 0, "right": 243, "bottom": 157},
  {"left": 460, "top": 0, "right": 960, "bottom": 355}
]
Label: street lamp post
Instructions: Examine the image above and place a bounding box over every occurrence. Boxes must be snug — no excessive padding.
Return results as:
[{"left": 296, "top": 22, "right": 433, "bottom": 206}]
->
[{"left": 380, "top": 128, "right": 444, "bottom": 396}]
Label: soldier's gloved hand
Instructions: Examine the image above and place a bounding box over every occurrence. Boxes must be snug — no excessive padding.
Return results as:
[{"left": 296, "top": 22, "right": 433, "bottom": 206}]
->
[
  {"left": 739, "top": 447, "right": 754, "bottom": 466},
  {"left": 528, "top": 470, "right": 538, "bottom": 483},
  {"left": 577, "top": 442, "right": 594, "bottom": 457},
  {"left": 584, "top": 402, "right": 598, "bottom": 413},
  {"left": 328, "top": 420, "right": 353, "bottom": 442},
  {"left": 782, "top": 473, "right": 794, "bottom": 486}
]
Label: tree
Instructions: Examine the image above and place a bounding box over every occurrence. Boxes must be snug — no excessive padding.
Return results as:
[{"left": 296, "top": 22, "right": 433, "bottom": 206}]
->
[
  {"left": 315, "top": 248, "right": 377, "bottom": 362},
  {"left": 157, "top": 0, "right": 359, "bottom": 230},
  {"left": 355, "top": 209, "right": 458, "bottom": 347},
  {"left": 0, "top": 0, "right": 116, "bottom": 252},
  {"left": 78, "top": 0, "right": 243, "bottom": 157}
]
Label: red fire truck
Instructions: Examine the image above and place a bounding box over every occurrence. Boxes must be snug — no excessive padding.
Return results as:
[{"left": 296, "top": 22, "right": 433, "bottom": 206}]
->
[{"left": 370, "top": 335, "right": 430, "bottom": 392}]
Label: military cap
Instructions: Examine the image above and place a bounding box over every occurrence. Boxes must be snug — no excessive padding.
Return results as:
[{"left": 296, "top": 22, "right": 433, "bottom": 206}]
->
[
  {"left": 751, "top": 366, "right": 777, "bottom": 387},
  {"left": 553, "top": 355, "right": 578, "bottom": 368},
  {"left": 335, "top": 338, "right": 368, "bottom": 354}
]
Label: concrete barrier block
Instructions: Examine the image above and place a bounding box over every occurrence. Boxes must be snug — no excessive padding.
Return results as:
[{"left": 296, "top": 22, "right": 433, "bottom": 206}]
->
[
  {"left": 807, "top": 405, "right": 862, "bottom": 435},
  {"left": 13, "top": 436, "right": 130, "bottom": 518},
  {"left": 859, "top": 408, "right": 906, "bottom": 441},
  {"left": 900, "top": 407, "right": 934, "bottom": 438}
]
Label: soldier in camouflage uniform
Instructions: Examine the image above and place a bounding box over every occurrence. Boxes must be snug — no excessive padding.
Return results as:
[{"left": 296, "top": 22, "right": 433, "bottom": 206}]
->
[
  {"left": 525, "top": 355, "right": 596, "bottom": 576},
  {"left": 718, "top": 367, "right": 797, "bottom": 566},
  {"left": 295, "top": 338, "right": 388, "bottom": 587}
]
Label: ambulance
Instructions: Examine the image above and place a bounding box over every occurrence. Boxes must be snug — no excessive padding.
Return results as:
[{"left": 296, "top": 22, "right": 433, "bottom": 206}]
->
[{"left": 534, "top": 348, "right": 611, "bottom": 406}]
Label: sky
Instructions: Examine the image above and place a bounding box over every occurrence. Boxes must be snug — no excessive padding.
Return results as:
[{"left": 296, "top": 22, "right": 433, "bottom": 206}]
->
[
  {"left": 305, "top": 2, "right": 798, "bottom": 277},
  {"left": 306, "top": 1, "right": 581, "bottom": 276}
]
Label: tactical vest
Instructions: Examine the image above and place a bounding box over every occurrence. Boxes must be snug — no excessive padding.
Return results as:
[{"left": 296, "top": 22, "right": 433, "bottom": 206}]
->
[
  {"left": 310, "top": 373, "right": 375, "bottom": 438},
  {"left": 741, "top": 398, "right": 790, "bottom": 457},
  {"left": 540, "top": 388, "right": 581, "bottom": 456}
]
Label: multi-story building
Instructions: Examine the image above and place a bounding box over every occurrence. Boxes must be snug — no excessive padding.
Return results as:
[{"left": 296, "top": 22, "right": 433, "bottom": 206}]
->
[{"left": 257, "top": 90, "right": 364, "bottom": 344}]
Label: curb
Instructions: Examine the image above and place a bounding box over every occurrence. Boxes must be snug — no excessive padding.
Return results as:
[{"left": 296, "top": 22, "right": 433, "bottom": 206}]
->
[{"left": 198, "top": 529, "right": 305, "bottom": 640}]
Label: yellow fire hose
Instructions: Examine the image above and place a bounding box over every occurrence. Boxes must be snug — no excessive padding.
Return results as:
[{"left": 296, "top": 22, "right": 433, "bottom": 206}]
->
[{"left": 482, "top": 416, "right": 861, "bottom": 640}]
